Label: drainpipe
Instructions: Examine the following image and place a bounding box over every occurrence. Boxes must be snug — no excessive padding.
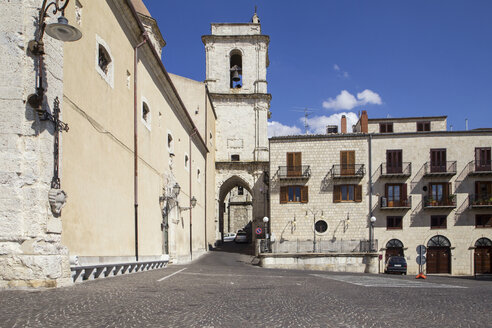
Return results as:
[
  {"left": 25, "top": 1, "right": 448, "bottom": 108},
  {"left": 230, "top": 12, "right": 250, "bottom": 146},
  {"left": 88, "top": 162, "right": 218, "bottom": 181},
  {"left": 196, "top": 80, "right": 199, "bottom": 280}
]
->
[
  {"left": 368, "top": 133, "right": 374, "bottom": 251},
  {"left": 189, "top": 128, "right": 198, "bottom": 260},
  {"left": 204, "top": 88, "right": 208, "bottom": 251},
  {"left": 133, "top": 34, "right": 147, "bottom": 262}
]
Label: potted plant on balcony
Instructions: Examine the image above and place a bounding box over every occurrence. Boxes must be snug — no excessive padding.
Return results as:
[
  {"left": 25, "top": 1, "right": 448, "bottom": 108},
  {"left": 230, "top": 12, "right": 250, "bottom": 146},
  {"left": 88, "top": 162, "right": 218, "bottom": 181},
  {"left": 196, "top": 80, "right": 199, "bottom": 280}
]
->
[
  {"left": 427, "top": 197, "right": 435, "bottom": 207},
  {"left": 448, "top": 194, "right": 456, "bottom": 205}
]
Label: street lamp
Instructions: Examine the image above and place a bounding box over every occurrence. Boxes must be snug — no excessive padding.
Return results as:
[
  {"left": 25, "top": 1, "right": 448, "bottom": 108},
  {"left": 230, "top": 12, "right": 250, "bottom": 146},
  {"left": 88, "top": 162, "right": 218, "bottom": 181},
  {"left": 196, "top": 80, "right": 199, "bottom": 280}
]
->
[
  {"left": 180, "top": 196, "right": 197, "bottom": 212},
  {"left": 27, "top": 0, "right": 82, "bottom": 115},
  {"left": 263, "top": 216, "right": 269, "bottom": 252},
  {"left": 369, "top": 216, "right": 377, "bottom": 251}
]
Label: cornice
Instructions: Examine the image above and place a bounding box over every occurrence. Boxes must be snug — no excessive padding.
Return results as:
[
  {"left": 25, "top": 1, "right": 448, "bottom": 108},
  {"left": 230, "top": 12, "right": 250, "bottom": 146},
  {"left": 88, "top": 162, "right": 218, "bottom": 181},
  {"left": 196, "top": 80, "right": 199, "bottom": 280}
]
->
[
  {"left": 209, "top": 93, "right": 272, "bottom": 102},
  {"left": 201, "top": 34, "right": 270, "bottom": 44}
]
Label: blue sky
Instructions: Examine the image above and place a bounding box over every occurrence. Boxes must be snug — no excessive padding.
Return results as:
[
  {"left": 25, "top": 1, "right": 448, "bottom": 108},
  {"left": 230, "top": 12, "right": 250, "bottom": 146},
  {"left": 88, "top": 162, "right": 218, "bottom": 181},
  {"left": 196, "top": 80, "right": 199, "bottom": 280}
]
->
[{"left": 146, "top": 1, "right": 492, "bottom": 136}]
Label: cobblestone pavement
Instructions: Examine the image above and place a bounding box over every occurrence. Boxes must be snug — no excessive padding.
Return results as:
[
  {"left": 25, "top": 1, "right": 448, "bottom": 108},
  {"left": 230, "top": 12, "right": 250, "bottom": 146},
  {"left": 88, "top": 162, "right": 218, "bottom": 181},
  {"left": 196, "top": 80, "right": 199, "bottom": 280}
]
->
[{"left": 1, "top": 244, "right": 491, "bottom": 328}]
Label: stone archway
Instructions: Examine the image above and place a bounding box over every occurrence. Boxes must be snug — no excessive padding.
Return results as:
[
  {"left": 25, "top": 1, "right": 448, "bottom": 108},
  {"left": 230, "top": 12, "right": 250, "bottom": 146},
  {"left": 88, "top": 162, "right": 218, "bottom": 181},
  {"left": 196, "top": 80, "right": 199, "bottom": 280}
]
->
[{"left": 215, "top": 163, "right": 269, "bottom": 245}]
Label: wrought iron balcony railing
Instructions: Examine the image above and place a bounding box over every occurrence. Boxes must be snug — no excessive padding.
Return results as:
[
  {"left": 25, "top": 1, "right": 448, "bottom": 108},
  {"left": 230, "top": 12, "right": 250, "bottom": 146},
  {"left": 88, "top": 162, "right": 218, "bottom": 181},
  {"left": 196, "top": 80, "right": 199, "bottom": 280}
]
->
[
  {"left": 423, "top": 161, "right": 457, "bottom": 176},
  {"left": 379, "top": 162, "right": 411, "bottom": 177},
  {"left": 277, "top": 165, "right": 311, "bottom": 179},
  {"left": 423, "top": 195, "right": 456, "bottom": 208},
  {"left": 330, "top": 164, "right": 365, "bottom": 178},
  {"left": 379, "top": 196, "right": 412, "bottom": 209},
  {"left": 468, "top": 160, "right": 492, "bottom": 176},
  {"left": 469, "top": 194, "right": 492, "bottom": 207}
]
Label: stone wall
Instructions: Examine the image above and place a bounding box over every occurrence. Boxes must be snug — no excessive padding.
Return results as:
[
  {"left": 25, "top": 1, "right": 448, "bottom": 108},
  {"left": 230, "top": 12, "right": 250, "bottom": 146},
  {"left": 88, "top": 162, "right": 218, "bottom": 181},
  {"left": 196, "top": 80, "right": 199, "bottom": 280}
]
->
[{"left": 0, "top": 0, "right": 71, "bottom": 288}]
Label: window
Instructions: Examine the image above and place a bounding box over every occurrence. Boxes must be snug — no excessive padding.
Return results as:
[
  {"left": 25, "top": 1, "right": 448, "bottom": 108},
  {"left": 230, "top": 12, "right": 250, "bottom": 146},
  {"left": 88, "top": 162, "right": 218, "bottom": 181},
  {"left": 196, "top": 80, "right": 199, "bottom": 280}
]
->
[
  {"left": 431, "top": 215, "right": 447, "bottom": 229},
  {"left": 184, "top": 154, "right": 189, "bottom": 169},
  {"left": 95, "top": 35, "right": 114, "bottom": 88},
  {"left": 286, "top": 152, "right": 302, "bottom": 176},
  {"left": 475, "top": 147, "right": 491, "bottom": 171},
  {"left": 167, "top": 133, "right": 174, "bottom": 152},
  {"left": 142, "top": 102, "right": 150, "bottom": 122},
  {"left": 280, "top": 186, "right": 308, "bottom": 204},
  {"left": 385, "top": 183, "right": 407, "bottom": 207},
  {"left": 238, "top": 186, "right": 244, "bottom": 195},
  {"left": 75, "top": 0, "right": 83, "bottom": 25},
  {"left": 340, "top": 150, "right": 355, "bottom": 176},
  {"left": 476, "top": 215, "right": 492, "bottom": 228},
  {"left": 387, "top": 216, "right": 403, "bottom": 230},
  {"left": 230, "top": 50, "right": 243, "bottom": 88},
  {"left": 379, "top": 123, "right": 393, "bottom": 133},
  {"left": 417, "top": 121, "right": 431, "bottom": 132},
  {"left": 315, "top": 220, "right": 328, "bottom": 233},
  {"left": 98, "top": 44, "right": 111, "bottom": 74},
  {"left": 430, "top": 149, "right": 446, "bottom": 173},
  {"left": 333, "top": 184, "right": 362, "bottom": 203},
  {"left": 197, "top": 169, "right": 201, "bottom": 182},
  {"left": 428, "top": 182, "right": 451, "bottom": 204},
  {"left": 231, "top": 154, "right": 240, "bottom": 161},
  {"left": 386, "top": 150, "right": 402, "bottom": 174}
]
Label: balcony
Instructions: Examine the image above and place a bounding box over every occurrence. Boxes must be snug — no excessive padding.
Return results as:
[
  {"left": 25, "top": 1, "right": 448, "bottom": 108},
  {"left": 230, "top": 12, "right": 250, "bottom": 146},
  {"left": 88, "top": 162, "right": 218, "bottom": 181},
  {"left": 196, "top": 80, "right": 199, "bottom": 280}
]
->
[
  {"left": 379, "top": 196, "right": 412, "bottom": 210},
  {"left": 277, "top": 165, "right": 311, "bottom": 179},
  {"left": 422, "top": 161, "right": 457, "bottom": 177},
  {"left": 423, "top": 195, "right": 456, "bottom": 209},
  {"left": 469, "top": 194, "right": 492, "bottom": 208},
  {"left": 379, "top": 162, "right": 411, "bottom": 178},
  {"left": 468, "top": 160, "right": 492, "bottom": 176},
  {"left": 330, "top": 164, "right": 365, "bottom": 179}
]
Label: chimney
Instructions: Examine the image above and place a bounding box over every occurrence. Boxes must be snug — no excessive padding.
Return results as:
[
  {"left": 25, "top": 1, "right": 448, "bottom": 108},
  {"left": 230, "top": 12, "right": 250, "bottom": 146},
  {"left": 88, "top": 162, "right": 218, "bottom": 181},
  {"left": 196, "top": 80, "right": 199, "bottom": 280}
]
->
[
  {"left": 361, "top": 110, "right": 368, "bottom": 133},
  {"left": 341, "top": 115, "right": 347, "bottom": 134}
]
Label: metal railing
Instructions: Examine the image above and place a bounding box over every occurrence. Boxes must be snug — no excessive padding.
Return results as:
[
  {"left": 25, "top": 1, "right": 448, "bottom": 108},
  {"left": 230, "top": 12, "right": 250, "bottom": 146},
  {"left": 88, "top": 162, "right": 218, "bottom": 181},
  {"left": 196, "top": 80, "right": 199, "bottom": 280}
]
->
[
  {"left": 423, "top": 161, "right": 457, "bottom": 175},
  {"left": 277, "top": 165, "right": 311, "bottom": 179},
  {"left": 423, "top": 195, "right": 456, "bottom": 208},
  {"left": 468, "top": 160, "right": 492, "bottom": 175},
  {"left": 379, "top": 196, "right": 412, "bottom": 209},
  {"left": 266, "top": 239, "right": 378, "bottom": 254},
  {"left": 330, "top": 164, "right": 365, "bottom": 178},
  {"left": 379, "top": 162, "right": 411, "bottom": 176},
  {"left": 469, "top": 194, "right": 492, "bottom": 207}
]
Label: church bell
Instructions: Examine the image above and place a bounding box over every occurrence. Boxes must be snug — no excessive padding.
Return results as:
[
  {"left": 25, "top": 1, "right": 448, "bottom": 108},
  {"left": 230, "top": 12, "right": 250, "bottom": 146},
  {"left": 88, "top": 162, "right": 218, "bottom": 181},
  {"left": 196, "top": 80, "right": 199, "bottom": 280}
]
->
[{"left": 230, "top": 65, "right": 241, "bottom": 82}]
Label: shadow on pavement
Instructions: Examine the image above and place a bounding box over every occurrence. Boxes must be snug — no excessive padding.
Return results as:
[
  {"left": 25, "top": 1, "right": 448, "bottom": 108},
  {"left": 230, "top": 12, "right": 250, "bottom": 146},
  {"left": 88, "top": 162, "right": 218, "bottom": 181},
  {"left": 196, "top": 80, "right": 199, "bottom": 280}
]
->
[{"left": 211, "top": 241, "right": 255, "bottom": 256}]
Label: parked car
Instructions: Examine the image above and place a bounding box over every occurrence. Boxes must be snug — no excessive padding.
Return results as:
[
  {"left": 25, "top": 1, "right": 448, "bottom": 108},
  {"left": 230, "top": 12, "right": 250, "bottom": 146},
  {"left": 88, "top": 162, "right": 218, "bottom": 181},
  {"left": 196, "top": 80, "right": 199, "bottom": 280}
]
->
[
  {"left": 234, "top": 230, "right": 248, "bottom": 243},
  {"left": 223, "top": 232, "right": 236, "bottom": 242},
  {"left": 385, "top": 256, "right": 407, "bottom": 275}
]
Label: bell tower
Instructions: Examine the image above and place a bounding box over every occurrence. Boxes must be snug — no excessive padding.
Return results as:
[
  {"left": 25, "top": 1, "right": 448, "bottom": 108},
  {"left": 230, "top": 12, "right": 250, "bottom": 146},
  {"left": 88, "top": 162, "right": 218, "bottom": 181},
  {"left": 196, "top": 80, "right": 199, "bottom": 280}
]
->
[
  {"left": 202, "top": 11, "right": 271, "bottom": 241},
  {"left": 202, "top": 12, "right": 271, "bottom": 162}
]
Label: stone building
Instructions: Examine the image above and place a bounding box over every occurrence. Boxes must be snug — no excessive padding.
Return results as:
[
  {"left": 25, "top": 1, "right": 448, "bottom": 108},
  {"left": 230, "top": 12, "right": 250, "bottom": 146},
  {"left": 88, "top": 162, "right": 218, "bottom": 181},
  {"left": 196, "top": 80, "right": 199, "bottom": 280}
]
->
[
  {"left": 202, "top": 12, "right": 271, "bottom": 241},
  {"left": 0, "top": 0, "right": 217, "bottom": 288},
  {"left": 269, "top": 111, "right": 492, "bottom": 275}
]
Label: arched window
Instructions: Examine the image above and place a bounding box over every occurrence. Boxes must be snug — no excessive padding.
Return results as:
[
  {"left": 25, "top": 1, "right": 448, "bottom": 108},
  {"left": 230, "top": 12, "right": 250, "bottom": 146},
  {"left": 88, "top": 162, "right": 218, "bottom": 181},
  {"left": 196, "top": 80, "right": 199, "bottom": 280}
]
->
[
  {"left": 184, "top": 154, "right": 189, "bottom": 169},
  {"left": 95, "top": 35, "right": 114, "bottom": 88},
  {"left": 197, "top": 169, "right": 201, "bottom": 182},
  {"left": 141, "top": 100, "right": 151, "bottom": 130},
  {"left": 475, "top": 237, "right": 492, "bottom": 247},
  {"left": 230, "top": 50, "right": 242, "bottom": 88},
  {"left": 427, "top": 235, "right": 451, "bottom": 247},
  {"left": 386, "top": 239, "right": 404, "bottom": 248}
]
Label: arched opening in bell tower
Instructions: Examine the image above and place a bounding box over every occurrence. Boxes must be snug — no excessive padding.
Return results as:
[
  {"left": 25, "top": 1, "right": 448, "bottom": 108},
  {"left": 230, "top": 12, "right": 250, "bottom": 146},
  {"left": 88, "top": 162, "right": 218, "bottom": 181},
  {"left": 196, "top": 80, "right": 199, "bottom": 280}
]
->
[
  {"left": 229, "top": 50, "right": 243, "bottom": 89},
  {"left": 218, "top": 176, "right": 254, "bottom": 251}
]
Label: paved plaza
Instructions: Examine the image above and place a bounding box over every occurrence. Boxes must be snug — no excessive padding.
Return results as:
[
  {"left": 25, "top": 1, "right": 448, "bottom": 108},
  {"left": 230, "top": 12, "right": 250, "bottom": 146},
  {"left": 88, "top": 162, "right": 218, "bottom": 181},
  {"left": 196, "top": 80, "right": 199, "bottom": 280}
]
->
[{"left": 1, "top": 244, "right": 491, "bottom": 327}]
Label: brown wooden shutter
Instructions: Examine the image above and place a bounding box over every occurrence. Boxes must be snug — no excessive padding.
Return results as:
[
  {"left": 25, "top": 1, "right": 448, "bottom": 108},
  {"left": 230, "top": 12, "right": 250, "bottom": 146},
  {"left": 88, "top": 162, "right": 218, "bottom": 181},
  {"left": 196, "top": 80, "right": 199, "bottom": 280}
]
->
[
  {"left": 287, "top": 153, "right": 294, "bottom": 167},
  {"left": 446, "top": 182, "right": 452, "bottom": 196},
  {"left": 402, "top": 183, "right": 407, "bottom": 200},
  {"left": 301, "top": 186, "right": 309, "bottom": 203},
  {"left": 355, "top": 185, "right": 362, "bottom": 202},
  {"left": 333, "top": 185, "right": 341, "bottom": 203},
  {"left": 280, "top": 186, "right": 288, "bottom": 204},
  {"left": 475, "top": 181, "right": 479, "bottom": 195}
]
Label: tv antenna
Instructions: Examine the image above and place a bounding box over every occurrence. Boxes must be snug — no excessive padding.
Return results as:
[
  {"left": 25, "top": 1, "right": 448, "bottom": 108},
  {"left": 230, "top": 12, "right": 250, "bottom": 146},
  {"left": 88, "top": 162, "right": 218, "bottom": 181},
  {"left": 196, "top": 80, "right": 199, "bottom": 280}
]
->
[{"left": 291, "top": 107, "right": 319, "bottom": 134}]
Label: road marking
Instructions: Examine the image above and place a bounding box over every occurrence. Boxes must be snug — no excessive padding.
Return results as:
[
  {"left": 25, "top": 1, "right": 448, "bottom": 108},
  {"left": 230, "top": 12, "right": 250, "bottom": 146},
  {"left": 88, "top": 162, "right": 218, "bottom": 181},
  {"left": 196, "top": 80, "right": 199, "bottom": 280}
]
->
[
  {"left": 181, "top": 272, "right": 287, "bottom": 278},
  {"left": 157, "top": 268, "right": 187, "bottom": 282},
  {"left": 311, "top": 274, "right": 466, "bottom": 288}
]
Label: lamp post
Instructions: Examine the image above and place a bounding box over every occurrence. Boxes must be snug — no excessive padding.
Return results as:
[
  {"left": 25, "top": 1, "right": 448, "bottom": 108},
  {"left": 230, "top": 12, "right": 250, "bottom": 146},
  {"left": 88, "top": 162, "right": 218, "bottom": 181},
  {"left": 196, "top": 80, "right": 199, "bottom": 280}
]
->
[
  {"left": 306, "top": 208, "right": 323, "bottom": 253},
  {"left": 263, "top": 216, "right": 269, "bottom": 252},
  {"left": 28, "top": 0, "right": 82, "bottom": 115},
  {"left": 159, "top": 182, "right": 181, "bottom": 254},
  {"left": 369, "top": 216, "right": 377, "bottom": 251}
]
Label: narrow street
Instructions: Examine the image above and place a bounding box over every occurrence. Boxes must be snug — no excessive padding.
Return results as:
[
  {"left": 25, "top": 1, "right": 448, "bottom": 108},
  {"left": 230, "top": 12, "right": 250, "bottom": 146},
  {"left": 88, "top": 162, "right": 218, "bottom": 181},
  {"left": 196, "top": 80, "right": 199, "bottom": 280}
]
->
[{"left": 1, "top": 247, "right": 490, "bottom": 327}]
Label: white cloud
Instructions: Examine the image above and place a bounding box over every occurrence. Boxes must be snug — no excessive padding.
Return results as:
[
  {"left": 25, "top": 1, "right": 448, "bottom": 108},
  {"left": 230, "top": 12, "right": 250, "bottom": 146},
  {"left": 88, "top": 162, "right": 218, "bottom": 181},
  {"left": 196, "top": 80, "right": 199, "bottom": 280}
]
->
[
  {"left": 322, "top": 90, "right": 358, "bottom": 110},
  {"left": 322, "top": 89, "right": 382, "bottom": 110},
  {"left": 333, "top": 64, "right": 349, "bottom": 79},
  {"left": 304, "top": 112, "right": 359, "bottom": 134},
  {"left": 357, "top": 89, "right": 382, "bottom": 106},
  {"left": 333, "top": 64, "right": 340, "bottom": 71},
  {"left": 268, "top": 121, "right": 302, "bottom": 138}
]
